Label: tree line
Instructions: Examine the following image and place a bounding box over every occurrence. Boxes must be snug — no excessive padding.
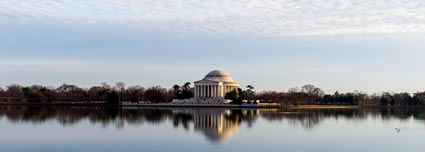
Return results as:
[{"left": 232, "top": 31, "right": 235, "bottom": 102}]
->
[
  {"left": 256, "top": 84, "right": 425, "bottom": 107},
  {"left": 2, "top": 83, "right": 425, "bottom": 106},
  {"left": 0, "top": 82, "right": 175, "bottom": 104}
]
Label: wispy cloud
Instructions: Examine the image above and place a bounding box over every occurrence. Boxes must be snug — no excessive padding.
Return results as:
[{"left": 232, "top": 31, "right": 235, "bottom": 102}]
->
[
  {"left": 0, "top": 59, "right": 204, "bottom": 72},
  {"left": 1, "top": 0, "right": 425, "bottom": 37}
]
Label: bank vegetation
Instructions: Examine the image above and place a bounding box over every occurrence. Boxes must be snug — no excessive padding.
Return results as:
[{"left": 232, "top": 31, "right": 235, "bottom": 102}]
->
[{"left": 1, "top": 83, "right": 425, "bottom": 107}]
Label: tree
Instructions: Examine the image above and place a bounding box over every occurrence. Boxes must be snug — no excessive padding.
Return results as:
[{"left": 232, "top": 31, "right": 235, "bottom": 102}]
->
[
  {"left": 115, "top": 82, "right": 126, "bottom": 91},
  {"left": 380, "top": 92, "right": 394, "bottom": 106},
  {"left": 172, "top": 82, "right": 193, "bottom": 99},
  {"left": 288, "top": 87, "right": 299, "bottom": 93},
  {"left": 115, "top": 82, "right": 127, "bottom": 102},
  {"left": 301, "top": 84, "right": 324, "bottom": 97},
  {"left": 98, "top": 88, "right": 120, "bottom": 104},
  {"left": 0, "top": 87, "right": 4, "bottom": 97},
  {"left": 5, "top": 84, "right": 24, "bottom": 97},
  {"left": 245, "top": 85, "right": 255, "bottom": 100},
  {"left": 22, "top": 86, "right": 51, "bottom": 103},
  {"left": 101, "top": 82, "right": 111, "bottom": 89},
  {"left": 393, "top": 93, "right": 412, "bottom": 106},
  {"left": 413, "top": 92, "right": 425, "bottom": 106},
  {"left": 145, "top": 86, "right": 166, "bottom": 103},
  {"left": 106, "top": 90, "right": 120, "bottom": 104},
  {"left": 56, "top": 84, "right": 86, "bottom": 102},
  {"left": 88, "top": 86, "right": 105, "bottom": 101},
  {"left": 173, "top": 85, "right": 181, "bottom": 98},
  {"left": 225, "top": 90, "right": 241, "bottom": 104},
  {"left": 127, "top": 85, "right": 145, "bottom": 103},
  {"left": 39, "top": 87, "right": 54, "bottom": 103}
]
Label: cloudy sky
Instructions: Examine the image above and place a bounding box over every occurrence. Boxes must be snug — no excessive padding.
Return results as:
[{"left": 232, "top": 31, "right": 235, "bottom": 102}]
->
[{"left": 1, "top": 0, "right": 425, "bottom": 93}]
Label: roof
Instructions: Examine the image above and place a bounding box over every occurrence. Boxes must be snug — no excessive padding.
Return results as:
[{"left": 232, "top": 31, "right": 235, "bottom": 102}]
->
[{"left": 203, "top": 70, "right": 234, "bottom": 82}]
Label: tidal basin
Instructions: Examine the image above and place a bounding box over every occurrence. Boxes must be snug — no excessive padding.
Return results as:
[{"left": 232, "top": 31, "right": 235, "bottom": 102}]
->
[{"left": 1, "top": 106, "right": 425, "bottom": 152}]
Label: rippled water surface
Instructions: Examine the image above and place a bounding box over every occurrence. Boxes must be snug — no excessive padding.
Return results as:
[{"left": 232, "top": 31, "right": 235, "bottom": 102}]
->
[{"left": 1, "top": 106, "right": 425, "bottom": 152}]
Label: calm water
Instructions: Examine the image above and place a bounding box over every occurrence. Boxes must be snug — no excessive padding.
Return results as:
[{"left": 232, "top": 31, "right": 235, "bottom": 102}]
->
[{"left": 1, "top": 106, "right": 425, "bottom": 152}]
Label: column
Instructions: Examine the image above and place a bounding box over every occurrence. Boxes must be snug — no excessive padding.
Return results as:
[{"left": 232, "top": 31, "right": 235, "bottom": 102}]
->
[
  {"left": 194, "top": 85, "right": 197, "bottom": 97},
  {"left": 202, "top": 85, "right": 205, "bottom": 97},
  {"left": 213, "top": 86, "right": 216, "bottom": 97},
  {"left": 211, "top": 85, "right": 214, "bottom": 97},
  {"left": 196, "top": 85, "right": 199, "bottom": 97},
  {"left": 216, "top": 86, "right": 219, "bottom": 97},
  {"left": 219, "top": 85, "right": 222, "bottom": 97},
  {"left": 198, "top": 85, "right": 201, "bottom": 97},
  {"left": 213, "top": 86, "right": 215, "bottom": 97},
  {"left": 199, "top": 85, "right": 202, "bottom": 97},
  {"left": 218, "top": 85, "right": 220, "bottom": 97},
  {"left": 208, "top": 85, "right": 211, "bottom": 97}
]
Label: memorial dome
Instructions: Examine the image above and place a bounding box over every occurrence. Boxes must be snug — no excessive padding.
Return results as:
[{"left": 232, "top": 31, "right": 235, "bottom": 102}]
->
[{"left": 203, "top": 70, "right": 234, "bottom": 82}]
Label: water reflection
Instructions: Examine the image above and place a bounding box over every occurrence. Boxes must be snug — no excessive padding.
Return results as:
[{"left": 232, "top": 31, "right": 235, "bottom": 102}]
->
[
  {"left": 173, "top": 109, "right": 258, "bottom": 143},
  {"left": 3, "top": 106, "right": 425, "bottom": 143}
]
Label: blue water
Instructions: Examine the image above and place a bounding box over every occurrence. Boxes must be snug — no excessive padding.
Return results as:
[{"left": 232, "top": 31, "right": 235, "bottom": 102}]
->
[{"left": 0, "top": 106, "right": 423, "bottom": 152}]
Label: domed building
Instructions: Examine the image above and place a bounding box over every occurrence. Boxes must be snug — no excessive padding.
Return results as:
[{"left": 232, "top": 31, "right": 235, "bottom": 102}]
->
[{"left": 194, "top": 70, "right": 239, "bottom": 98}]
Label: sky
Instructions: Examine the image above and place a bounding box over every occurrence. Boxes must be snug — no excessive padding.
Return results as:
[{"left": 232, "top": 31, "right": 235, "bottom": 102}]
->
[{"left": 1, "top": 0, "right": 425, "bottom": 94}]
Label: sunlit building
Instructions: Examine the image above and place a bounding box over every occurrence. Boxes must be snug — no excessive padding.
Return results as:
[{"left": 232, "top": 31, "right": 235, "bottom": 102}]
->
[
  {"left": 194, "top": 70, "right": 239, "bottom": 98},
  {"left": 172, "top": 70, "right": 239, "bottom": 104}
]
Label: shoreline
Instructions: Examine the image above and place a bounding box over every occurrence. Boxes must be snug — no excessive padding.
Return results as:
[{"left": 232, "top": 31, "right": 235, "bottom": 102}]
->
[{"left": 2, "top": 103, "right": 425, "bottom": 109}]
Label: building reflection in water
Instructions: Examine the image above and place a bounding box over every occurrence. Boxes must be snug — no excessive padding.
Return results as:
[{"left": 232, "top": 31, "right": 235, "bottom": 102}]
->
[
  {"left": 3, "top": 106, "right": 425, "bottom": 143},
  {"left": 194, "top": 111, "right": 238, "bottom": 143},
  {"left": 173, "top": 109, "right": 256, "bottom": 143}
]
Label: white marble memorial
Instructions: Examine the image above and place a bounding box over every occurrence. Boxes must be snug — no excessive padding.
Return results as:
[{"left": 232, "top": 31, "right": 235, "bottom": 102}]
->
[{"left": 172, "top": 70, "right": 239, "bottom": 104}]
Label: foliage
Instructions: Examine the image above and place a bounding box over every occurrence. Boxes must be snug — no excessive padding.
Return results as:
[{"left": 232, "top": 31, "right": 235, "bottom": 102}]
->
[
  {"left": 144, "top": 86, "right": 173, "bottom": 103},
  {"left": 173, "top": 82, "right": 193, "bottom": 99},
  {"left": 226, "top": 85, "right": 257, "bottom": 104},
  {"left": 4, "top": 83, "right": 425, "bottom": 107},
  {"left": 225, "top": 89, "right": 241, "bottom": 104}
]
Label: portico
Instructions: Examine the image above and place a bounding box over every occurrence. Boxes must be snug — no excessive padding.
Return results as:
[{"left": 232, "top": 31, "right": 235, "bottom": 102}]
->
[{"left": 194, "top": 70, "right": 239, "bottom": 98}]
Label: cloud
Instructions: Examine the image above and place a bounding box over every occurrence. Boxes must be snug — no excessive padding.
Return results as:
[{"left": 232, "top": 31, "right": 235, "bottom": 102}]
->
[
  {"left": 1, "top": 0, "right": 425, "bottom": 37},
  {"left": 0, "top": 59, "right": 204, "bottom": 72}
]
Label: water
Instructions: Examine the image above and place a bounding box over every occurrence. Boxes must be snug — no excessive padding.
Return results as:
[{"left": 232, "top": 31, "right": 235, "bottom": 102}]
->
[{"left": 0, "top": 106, "right": 424, "bottom": 152}]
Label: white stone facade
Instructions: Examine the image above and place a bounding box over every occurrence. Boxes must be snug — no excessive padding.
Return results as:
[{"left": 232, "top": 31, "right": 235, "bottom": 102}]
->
[
  {"left": 171, "top": 70, "right": 239, "bottom": 104},
  {"left": 194, "top": 70, "right": 239, "bottom": 98}
]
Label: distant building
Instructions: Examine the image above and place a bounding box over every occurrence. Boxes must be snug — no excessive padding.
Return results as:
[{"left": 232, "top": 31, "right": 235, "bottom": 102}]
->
[
  {"left": 172, "top": 70, "right": 239, "bottom": 104},
  {"left": 194, "top": 70, "right": 239, "bottom": 98}
]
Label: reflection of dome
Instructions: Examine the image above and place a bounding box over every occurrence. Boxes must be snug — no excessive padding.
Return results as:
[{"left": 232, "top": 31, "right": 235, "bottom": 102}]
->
[
  {"left": 201, "top": 126, "right": 237, "bottom": 144},
  {"left": 203, "top": 70, "right": 234, "bottom": 82},
  {"left": 192, "top": 110, "right": 239, "bottom": 144}
]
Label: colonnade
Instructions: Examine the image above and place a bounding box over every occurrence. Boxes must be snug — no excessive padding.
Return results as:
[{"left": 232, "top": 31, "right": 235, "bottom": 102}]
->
[{"left": 194, "top": 84, "right": 238, "bottom": 98}]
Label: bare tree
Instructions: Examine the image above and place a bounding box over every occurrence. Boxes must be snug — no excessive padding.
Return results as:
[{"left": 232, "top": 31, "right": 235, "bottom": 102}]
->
[
  {"left": 115, "top": 82, "right": 126, "bottom": 92},
  {"left": 115, "top": 82, "right": 127, "bottom": 101},
  {"left": 288, "top": 87, "right": 299, "bottom": 93},
  {"left": 0, "top": 87, "right": 4, "bottom": 96},
  {"left": 101, "top": 82, "right": 112, "bottom": 90},
  {"left": 301, "top": 84, "right": 324, "bottom": 96},
  {"left": 5, "top": 84, "right": 24, "bottom": 97},
  {"left": 127, "top": 85, "right": 145, "bottom": 103}
]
